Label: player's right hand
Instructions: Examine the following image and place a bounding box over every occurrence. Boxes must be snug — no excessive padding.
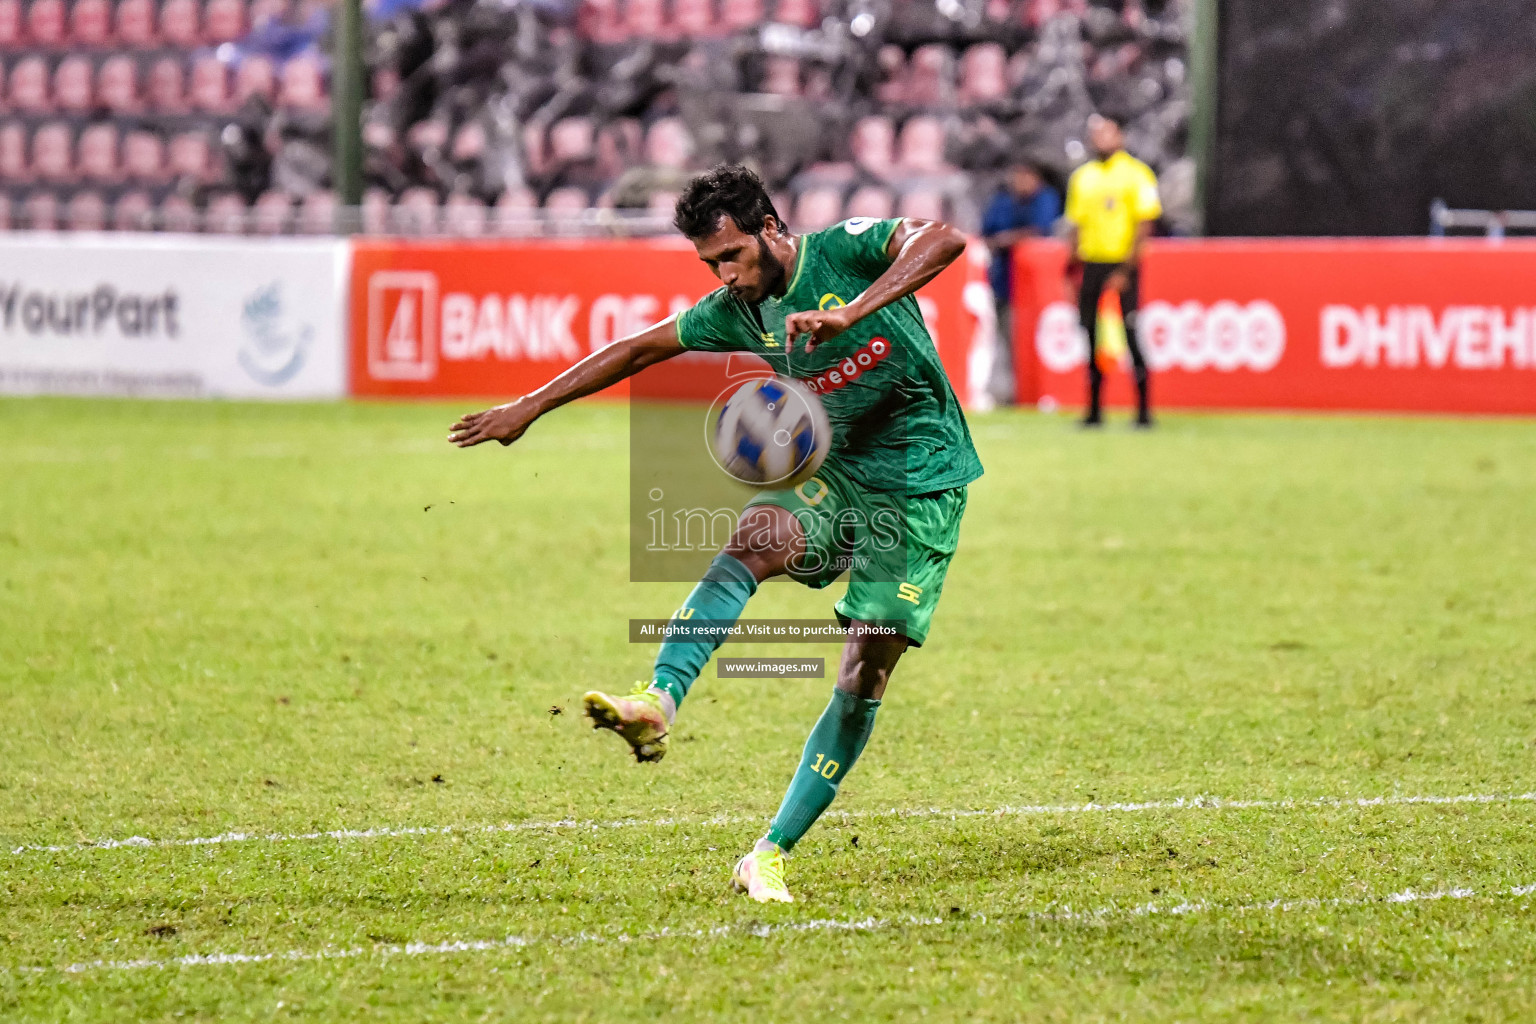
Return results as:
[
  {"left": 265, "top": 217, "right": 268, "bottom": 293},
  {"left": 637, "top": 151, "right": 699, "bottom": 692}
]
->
[{"left": 448, "top": 397, "right": 539, "bottom": 447}]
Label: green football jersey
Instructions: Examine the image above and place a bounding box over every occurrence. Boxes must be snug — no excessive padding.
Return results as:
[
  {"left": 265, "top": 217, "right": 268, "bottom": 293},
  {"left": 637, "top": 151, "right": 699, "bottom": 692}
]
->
[{"left": 675, "top": 217, "right": 985, "bottom": 495}]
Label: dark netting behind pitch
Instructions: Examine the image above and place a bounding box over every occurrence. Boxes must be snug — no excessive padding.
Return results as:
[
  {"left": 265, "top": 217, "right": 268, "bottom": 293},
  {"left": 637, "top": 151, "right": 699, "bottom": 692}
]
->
[{"left": 1210, "top": 0, "right": 1536, "bottom": 236}]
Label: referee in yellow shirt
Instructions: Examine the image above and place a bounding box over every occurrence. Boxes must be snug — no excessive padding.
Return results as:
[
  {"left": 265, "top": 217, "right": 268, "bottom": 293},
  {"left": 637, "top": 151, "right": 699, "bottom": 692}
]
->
[{"left": 1065, "top": 113, "right": 1162, "bottom": 427}]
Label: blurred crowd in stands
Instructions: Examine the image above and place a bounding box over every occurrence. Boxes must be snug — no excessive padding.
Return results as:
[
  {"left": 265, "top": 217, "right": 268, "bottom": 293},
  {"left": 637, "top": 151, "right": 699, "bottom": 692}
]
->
[{"left": 0, "top": 0, "right": 1194, "bottom": 233}]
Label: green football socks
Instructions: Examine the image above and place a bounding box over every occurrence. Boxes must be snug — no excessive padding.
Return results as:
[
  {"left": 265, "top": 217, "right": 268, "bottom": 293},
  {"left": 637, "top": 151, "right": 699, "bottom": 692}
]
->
[
  {"left": 650, "top": 552, "right": 758, "bottom": 713},
  {"left": 766, "top": 688, "right": 882, "bottom": 852}
]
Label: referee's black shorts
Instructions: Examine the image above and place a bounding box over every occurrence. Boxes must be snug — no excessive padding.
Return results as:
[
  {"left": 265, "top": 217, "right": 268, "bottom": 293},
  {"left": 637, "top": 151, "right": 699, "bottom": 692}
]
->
[{"left": 1077, "top": 261, "right": 1140, "bottom": 341}]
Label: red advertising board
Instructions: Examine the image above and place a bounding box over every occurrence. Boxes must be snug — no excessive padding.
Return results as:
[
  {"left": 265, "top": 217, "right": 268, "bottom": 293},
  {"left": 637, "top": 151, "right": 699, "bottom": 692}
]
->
[
  {"left": 350, "top": 237, "right": 977, "bottom": 401},
  {"left": 1012, "top": 238, "right": 1536, "bottom": 415}
]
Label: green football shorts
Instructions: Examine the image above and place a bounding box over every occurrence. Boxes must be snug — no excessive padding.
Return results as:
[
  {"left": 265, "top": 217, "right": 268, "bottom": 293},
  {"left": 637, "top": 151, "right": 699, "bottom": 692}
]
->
[{"left": 746, "top": 458, "right": 968, "bottom": 647}]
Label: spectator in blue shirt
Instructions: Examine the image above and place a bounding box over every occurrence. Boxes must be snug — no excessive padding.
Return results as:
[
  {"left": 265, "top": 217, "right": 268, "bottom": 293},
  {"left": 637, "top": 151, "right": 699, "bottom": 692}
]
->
[{"left": 981, "top": 162, "right": 1062, "bottom": 404}]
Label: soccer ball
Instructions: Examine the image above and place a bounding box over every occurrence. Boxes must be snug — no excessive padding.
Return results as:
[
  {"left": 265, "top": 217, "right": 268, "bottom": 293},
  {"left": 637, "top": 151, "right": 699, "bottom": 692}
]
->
[{"left": 710, "top": 376, "right": 832, "bottom": 488}]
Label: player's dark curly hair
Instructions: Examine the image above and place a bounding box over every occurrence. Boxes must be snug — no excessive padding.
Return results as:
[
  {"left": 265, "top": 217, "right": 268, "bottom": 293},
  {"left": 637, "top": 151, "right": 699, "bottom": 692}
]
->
[{"left": 673, "top": 164, "right": 781, "bottom": 240}]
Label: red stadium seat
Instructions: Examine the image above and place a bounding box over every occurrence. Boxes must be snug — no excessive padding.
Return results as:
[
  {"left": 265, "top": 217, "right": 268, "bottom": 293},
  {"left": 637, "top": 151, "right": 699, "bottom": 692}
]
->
[
  {"left": 496, "top": 186, "right": 538, "bottom": 212},
  {"left": 643, "top": 117, "right": 692, "bottom": 171},
  {"left": 672, "top": 0, "right": 716, "bottom": 38},
  {"left": 253, "top": 189, "right": 291, "bottom": 235},
  {"left": 66, "top": 188, "right": 107, "bottom": 230},
  {"left": 772, "top": 0, "right": 816, "bottom": 27},
  {"left": 98, "top": 54, "right": 142, "bottom": 114},
  {"left": 190, "top": 55, "right": 229, "bottom": 113},
  {"left": 204, "top": 0, "right": 246, "bottom": 44},
  {"left": 543, "top": 185, "right": 588, "bottom": 215},
  {"left": 0, "top": 0, "right": 20, "bottom": 47},
  {"left": 167, "top": 129, "right": 210, "bottom": 181},
  {"left": 148, "top": 56, "right": 188, "bottom": 114},
  {"left": 960, "top": 43, "right": 1007, "bottom": 104},
  {"left": 278, "top": 54, "right": 326, "bottom": 111},
  {"left": 52, "top": 54, "right": 94, "bottom": 115},
  {"left": 77, "top": 121, "right": 120, "bottom": 182},
  {"left": 249, "top": 0, "right": 285, "bottom": 30},
  {"left": 906, "top": 44, "right": 953, "bottom": 108},
  {"left": 844, "top": 184, "right": 894, "bottom": 220},
  {"left": 720, "top": 0, "right": 761, "bottom": 31},
  {"left": 0, "top": 120, "right": 29, "bottom": 181},
  {"left": 121, "top": 127, "right": 166, "bottom": 183},
  {"left": 205, "top": 192, "right": 248, "bottom": 233},
  {"left": 395, "top": 186, "right": 440, "bottom": 233},
  {"left": 897, "top": 188, "right": 944, "bottom": 221},
  {"left": 114, "top": 0, "right": 156, "bottom": 47},
  {"left": 234, "top": 55, "right": 276, "bottom": 104},
  {"left": 112, "top": 189, "right": 153, "bottom": 231},
  {"left": 520, "top": 120, "right": 549, "bottom": 177},
  {"left": 761, "top": 55, "right": 799, "bottom": 97},
  {"left": 297, "top": 189, "right": 336, "bottom": 234},
  {"left": 444, "top": 192, "right": 487, "bottom": 237},
  {"left": 874, "top": 44, "right": 906, "bottom": 105},
  {"left": 549, "top": 115, "right": 595, "bottom": 163},
  {"left": 623, "top": 0, "right": 668, "bottom": 40},
  {"left": 70, "top": 0, "right": 111, "bottom": 46},
  {"left": 577, "top": 0, "right": 625, "bottom": 43},
  {"left": 361, "top": 188, "right": 390, "bottom": 234},
  {"left": 9, "top": 55, "right": 50, "bottom": 114},
  {"left": 850, "top": 115, "right": 895, "bottom": 180},
  {"left": 159, "top": 0, "right": 200, "bottom": 47},
  {"left": 31, "top": 121, "right": 73, "bottom": 182},
  {"left": 896, "top": 115, "right": 948, "bottom": 174},
  {"left": 23, "top": 190, "right": 59, "bottom": 230},
  {"left": 792, "top": 187, "right": 841, "bottom": 232},
  {"left": 645, "top": 189, "right": 678, "bottom": 215},
  {"left": 26, "top": 0, "right": 65, "bottom": 46},
  {"left": 158, "top": 192, "right": 197, "bottom": 232}
]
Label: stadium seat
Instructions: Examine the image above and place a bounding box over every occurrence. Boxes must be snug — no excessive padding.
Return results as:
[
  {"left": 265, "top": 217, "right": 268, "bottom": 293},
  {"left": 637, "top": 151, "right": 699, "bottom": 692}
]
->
[
  {"left": 361, "top": 188, "right": 390, "bottom": 234},
  {"left": 896, "top": 188, "right": 944, "bottom": 220},
  {"left": 960, "top": 43, "right": 1007, "bottom": 104},
  {"left": 624, "top": 0, "right": 669, "bottom": 41},
  {"left": 643, "top": 117, "right": 693, "bottom": 171},
  {"left": 762, "top": 56, "right": 800, "bottom": 97},
  {"left": 595, "top": 117, "right": 642, "bottom": 180},
  {"left": 70, "top": 0, "right": 112, "bottom": 47},
  {"left": 148, "top": 56, "right": 189, "bottom": 114},
  {"left": 646, "top": 189, "right": 678, "bottom": 216},
  {"left": 77, "top": 121, "right": 120, "bottom": 181},
  {"left": 720, "top": 0, "right": 761, "bottom": 31},
  {"left": 0, "top": 192, "right": 12, "bottom": 231},
  {"left": 253, "top": 189, "right": 291, "bottom": 234},
  {"left": 896, "top": 115, "right": 949, "bottom": 174},
  {"left": 98, "top": 55, "right": 142, "bottom": 114},
  {"left": 443, "top": 192, "right": 487, "bottom": 236},
  {"left": 906, "top": 45, "right": 953, "bottom": 108},
  {"left": 26, "top": 0, "right": 65, "bottom": 46},
  {"left": 114, "top": 0, "right": 157, "bottom": 47},
  {"left": 31, "top": 121, "right": 72, "bottom": 182},
  {"left": 520, "top": 120, "right": 549, "bottom": 178},
  {"left": 549, "top": 116, "right": 596, "bottom": 164},
  {"left": 52, "top": 55, "right": 94, "bottom": 115},
  {"left": 792, "top": 187, "right": 841, "bottom": 232},
  {"left": 249, "top": 0, "right": 286, "bottom": 30},
  {"left": 850, "top": 115, "right": 895, "bottom": 179},
  {"left": 772, "top": 0, "right": 818, "bottom": 28},
  {"left": 22, "top": 190, "right": 59, "bottom": 230},
  {"left": 278, "top": 54, "right": 326, "bottom": 111},
  {"left": 844, "top": 184, "right": 894, "bottom": 220},
  {"left": 190, "top": 55, "right": 230, "bottom": 113},
  {"left": 111, "top": 189, "right": 153, "bottom": 231},
  {"left": 204, "top": 0, "right": 246, "bottom": 44},
  {"left": 0, "top": 0, "right": 19, "bottom": 47},
  {"left": 121, "top": 128, "right": 166, "bottom": 183},
  {"left": 395, "top": 186, "right": 440, "bottom": 234},
  {"left": 66, "top": 188, "right": 107, "bottom": 230},
  {"left": 158, "top": 192, "right": 197, "bottom": 232},
  {"left": 673, "top": 0, "right": 716, "bottom": 38},
  {"left": 167, "top": 130, "right": 210, "bottom": 181},
  {"left": 543, "top": 185, "right": 589, "bottom": 216},
  {"left": 234, "top": 55, "right": 277, "bottom": 104},
  {"left": 0, "top": 121, "right": 28, "bottom": 181},
  {"left": 873, "top": 45, "right": 906, "bottom": 105},
  {"left": 297, "top": 189, "right": 336, "bottom": 234},
  {"left": 9, "top": 56, "right": 50, "bottom": 114},
  {"left": 159, "top": 0, "right": 201, "bottom": 48},
  {"left": 205, "top": 192, "right": 248, "bottom": 233},
  {"left": 577, "top": 0, "right": 625, "bottom": 44}
]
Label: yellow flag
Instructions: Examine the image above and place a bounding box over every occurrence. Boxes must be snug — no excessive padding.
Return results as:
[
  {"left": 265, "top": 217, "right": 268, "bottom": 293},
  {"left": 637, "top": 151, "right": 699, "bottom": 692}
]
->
[{"left": 1096, "top": 288, "right": 1127, "bottom": 372}]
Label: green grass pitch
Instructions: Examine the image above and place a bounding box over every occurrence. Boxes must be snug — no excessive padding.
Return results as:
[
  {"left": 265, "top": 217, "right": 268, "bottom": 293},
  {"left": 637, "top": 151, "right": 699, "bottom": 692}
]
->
[{"left": 2, "top": 396, "right": 1535, "bottom": 1021}]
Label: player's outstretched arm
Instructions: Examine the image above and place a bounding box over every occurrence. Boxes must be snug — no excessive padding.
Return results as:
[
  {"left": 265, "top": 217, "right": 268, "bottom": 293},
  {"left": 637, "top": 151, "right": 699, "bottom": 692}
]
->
[
  {"left": 784, "top": 218, "right": 966, "bottom": 352},
  {"left": 448, "top": 317, "right": 686, "bottom": 447}
]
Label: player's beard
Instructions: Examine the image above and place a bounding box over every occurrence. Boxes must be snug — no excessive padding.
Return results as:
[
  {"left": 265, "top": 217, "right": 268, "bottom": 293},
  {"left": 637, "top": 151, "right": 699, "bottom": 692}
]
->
[{"left": 750, "top": 234, "right": 787, "bottom": 304}]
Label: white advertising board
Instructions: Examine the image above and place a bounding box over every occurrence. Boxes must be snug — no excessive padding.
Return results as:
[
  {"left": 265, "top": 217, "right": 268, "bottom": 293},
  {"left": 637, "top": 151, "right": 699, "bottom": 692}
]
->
[{"left": 0, "top": 235, "right": 348, "bottom": 399}]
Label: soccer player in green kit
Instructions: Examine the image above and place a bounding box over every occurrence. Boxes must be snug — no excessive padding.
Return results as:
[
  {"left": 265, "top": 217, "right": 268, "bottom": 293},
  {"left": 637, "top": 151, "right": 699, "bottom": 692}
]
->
[{"left": 448, "top": 165, "right": 983, "bottom": 903}]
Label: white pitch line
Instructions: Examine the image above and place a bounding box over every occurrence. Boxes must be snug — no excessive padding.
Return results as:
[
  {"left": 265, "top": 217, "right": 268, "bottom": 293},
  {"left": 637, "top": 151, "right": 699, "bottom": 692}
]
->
[
  {"left": 13, "top": 882, "right": 1536, "bottom": 976},
  {"left": 9, "top": 790, "right": 1536, "bottom": 858}
]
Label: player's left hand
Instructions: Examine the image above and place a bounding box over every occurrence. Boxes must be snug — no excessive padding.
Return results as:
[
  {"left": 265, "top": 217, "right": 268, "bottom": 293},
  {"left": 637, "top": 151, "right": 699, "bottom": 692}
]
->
[{"left": 784, "top": 305, "right": 858, "bottom": 353}]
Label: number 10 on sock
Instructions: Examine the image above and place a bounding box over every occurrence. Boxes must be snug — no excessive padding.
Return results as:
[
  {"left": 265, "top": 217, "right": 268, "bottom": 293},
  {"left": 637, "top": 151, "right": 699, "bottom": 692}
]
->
[{"left": 809, "top": 753, "right": 840, "bottom": 779}]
